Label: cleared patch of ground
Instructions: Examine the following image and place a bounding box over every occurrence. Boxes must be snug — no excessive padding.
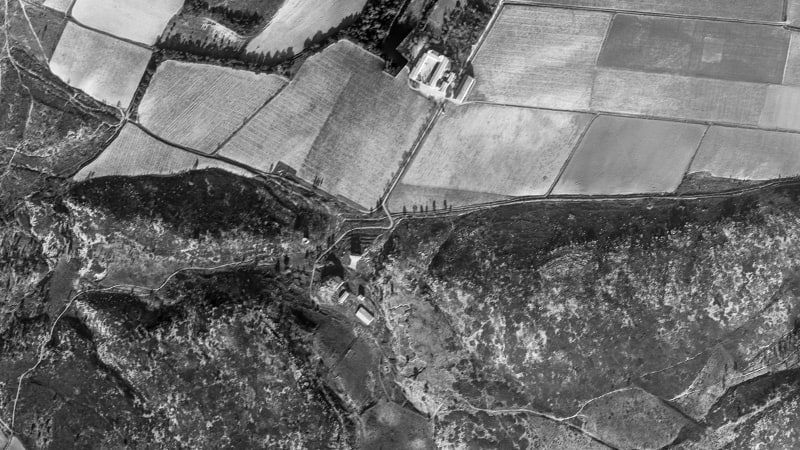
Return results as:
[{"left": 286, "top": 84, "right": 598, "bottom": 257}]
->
[
  {"left": 468, "top": 5, "right": 611, "bottom": 110},
  {"left": 358, "top": 401, "right": 433, "bottom": 449},
  {"left": 244, "top": 0, "right": 368, "bottom": 60},
  {"left": 138, "top": 60, "right": 286, "bottom": 153},
  {"left": 71, "top": 0, "right": 184, "bottom": 45},
  {"left": 49, "top": 23, "right": 152, "bottom": 108},
  {"left": 598, "top": 15, "right": 789, "bottom": 84},
  {"left": 390, "top": 103, "right": 591, "bottom": 212},
  {"left": 74, "top": 123, "right": 254, "bottom": 181},
  {"left": 552, "top": 116, "right": 705, "bottom": 195},
  {"left": 591, "top": 68, "right": 767, "bottom": 125},
  {"left": 537, "top": 0, "right": 784, "bottom": 21},
  {"left": 220, "top": 40, "right": 434, "bottom": 209},
  {"left": 689, "top": 126, "right": 800, "bottom": 180}
]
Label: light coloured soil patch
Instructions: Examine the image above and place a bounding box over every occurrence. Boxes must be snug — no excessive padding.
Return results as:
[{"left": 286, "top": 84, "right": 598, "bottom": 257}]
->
[
  {"left": 43, "top": 0, "right": 73, "bottom": 12},
  {"left": 759, "top": 85, "right": 800, "bottom": 131},
  {"left": 468, "top": 5, "right": 611, "bottom": 110},
  {"left": 598, "top": 15, "right": 789, "bottom": 84},
  {"left": 592, "top": 68, "right": 768, "bottom": 126},
  {"left": 689, "top": 126, "right": 800, "bottom": 180},
  {"left": 245, "top": 0, "right": 368, "bottom": 58},
  {"left": 552, "top": 115, "right": 706, "bottom": 195},
  {"left": 49, "top": 23, "right": 152, "bottom": 108},
  {"left": 74, "top": 124, "right": 254, "bottom": 181},
  {"left": 71, "top": 0, "right": 184, "bottom": 45},
  {"left": 783, "top": 34, "right": 800, "bottom": 86},
  {"left": 536, "top": 0, "right": 783, "bottom": 21},
  {"left": 138, "top": 60, "right": 286, "bottom": 154},
  {"left": 400, "top": 104, "right": 591, "bottom": 198},
  {"left": 221, "top": 40, "right": 435, "bottom": 209},
  {"left": 386, "top": 183, "right": 511, "bottom": 213}
]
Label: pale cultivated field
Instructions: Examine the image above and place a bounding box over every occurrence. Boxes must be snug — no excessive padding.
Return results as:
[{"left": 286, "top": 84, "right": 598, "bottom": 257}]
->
[
  {"left": 533, "top": 0, "right": 783, "bottom": 21},
  {"left": 552, "top": 116, "right": 706, "bottom": 195},
  {"left": 219, "top": 41, "right": 357, "bottom": 172},
  {"left": 758, "top": 85, "right": 800, "bottom": 131},
  {"left": 591, "top": 68, "right": 767, "bottom": 126},
  {"left": 790, "top": 1, "right": 800, "bottom": 27},
  {"left": 71, "top": 0, "right": 184, "bottom": 45},
  {"left": 49, "top": 23, "right": 152, "bottom": 108},
  {"left": 221, "top": 40, "right": 435, "bottom": 209},
  {"left": 245, "top": 0, "right": 368, "bottom": 58},
  {"left": 138, "top": 61, "right": 286, "bottom": 153},
  {"left": 43, "top": 0, "right": 73, "bottom": 12},
  {"left": 690, "top": 126, "right": 800, "bottom": 180},
  {"left": 399, "top": 103, "right": 591, "bottom": 199},
  {"left": 468, "top": 5, "right": 611, "bottom": 110},
  {"left": 598, "top": 15, "right": 788, "bottom": 84},
  {"left": 74, "top": 124, "right": 254, "bottom": 181},
  {"left": 782, "top": 34, "right": 800, "bottom": 86}
]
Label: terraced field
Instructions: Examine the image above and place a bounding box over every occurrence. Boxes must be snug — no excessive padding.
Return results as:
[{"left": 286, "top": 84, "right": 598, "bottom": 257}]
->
[
  {"left": 221, "top": 40, "right": 434, "bottom": 209},
  {"left": 138, "top": 61, "right": 287, "bottom": 153},
  {"left": 75, "top": 124, "right": 254, "bottom": 180},
  {"left": 49, "top": 22, "right": 152, "bottom": 108}
]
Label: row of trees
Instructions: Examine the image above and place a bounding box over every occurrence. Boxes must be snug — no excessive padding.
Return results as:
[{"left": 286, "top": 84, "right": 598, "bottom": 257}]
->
[{"left": 401, "top": 199, "right": 453, "bottom": 214}]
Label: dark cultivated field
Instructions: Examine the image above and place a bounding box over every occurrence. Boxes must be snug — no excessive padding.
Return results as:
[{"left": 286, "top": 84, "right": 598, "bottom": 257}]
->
[{"left": 598, "top": 14, "right": 789, "bottom": 84}]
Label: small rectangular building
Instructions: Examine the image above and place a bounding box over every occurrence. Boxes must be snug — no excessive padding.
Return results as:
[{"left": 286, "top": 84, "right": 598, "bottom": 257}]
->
[
  {"left": 338, "top": 291, "right": 352, "bottom": 304},
  {"left": 355, "top": 305, "right": 375, "bottom": 326}
]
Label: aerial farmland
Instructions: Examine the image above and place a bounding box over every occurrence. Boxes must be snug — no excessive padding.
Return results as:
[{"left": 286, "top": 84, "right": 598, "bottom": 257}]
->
[
  {"left": 74, "top": 124, "right": 255, "bottom": 181},
  {"left": 70, "top": 0, "right": 184, "bottom": 45},
  {"left": 49, "top": 22, "right": 152, "bottom": 108},
  {"left": 137, "top": 61, "right": 287, "bottom": 153},
  {"left": 244, "top": 0, "right": 368, "bottom": 60}
]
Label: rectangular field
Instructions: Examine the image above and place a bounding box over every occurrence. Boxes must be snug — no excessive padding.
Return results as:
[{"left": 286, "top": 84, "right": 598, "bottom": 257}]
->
[
  {"left": 527, "top": 0, "right": 784, "bottom": 21},
  {"left": 392, "top": 103, "right": 592, "bottom": 210},
  {"left": 71, "top": 0, "right": 184, "bottom": 45},
  {"left": 245, "top": 0, "right": 367, "bottom": 59},
  {"left": 74, "top": 124, "right": 254, "bottom": 181},
  {"left": 43, "top": 0, "right": 73, "bottom": 12},
  {"left": 591, "top": 68, "right": 767, "bottom": 125},
  {"left": 758, "top": 85, "right": 800, "bottom": 131},
  {"left": 138, "top": 60, "right": 286, "bottom": 154},
  {"left": 552, "top": 116, "right": 706, "bottom": 195},
  {"left": 49, "top": 22, "right": 152, "bottom": 108},
  {"left": 689, "top": 126, "right": 800, "bottom": 180},
  {"left": 597, "top": 15, "right": 789, "bottom": 84},
  {"left": 468, "top": 5, "right": 611, "bottom": 110},
  {"left": 782, "top": 34, "right": 800, "bottom": 86},
  {"left": 221, "top": 40, "right": 435, "bottom": 209}
]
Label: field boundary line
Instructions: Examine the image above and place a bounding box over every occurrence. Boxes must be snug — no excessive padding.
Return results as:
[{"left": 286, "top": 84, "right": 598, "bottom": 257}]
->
[
  {"left": 680, "top": 125, "right": 711, "bottom": 183},
  {"left": 66, "top": 17, "right": 154, "bottom": 51},
  {"left": 782, "top": 33, "right": 794, "bottom": 84},
  {"left": 380, "top": 104, "right": 444, "bottom": 209},
  {"left": 546, "top": 113, "right": 598, "bottom": 197},
  {"left": 130, "top": 121, "right": 268, "bottom": 177},
  {"left": 504, "top": 0, "right": 787, "bottom": 27},
  {"left": 211, "top": 78, "right": 289, "bottom": 155},
  {"left": 468, "top": 98, "right": 800, "bottom": 137}
]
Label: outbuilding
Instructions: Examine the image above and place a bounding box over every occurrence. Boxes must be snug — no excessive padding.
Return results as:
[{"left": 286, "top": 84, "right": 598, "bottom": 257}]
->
[{"left": 355, "top": 306, "right": 376, "bottom": 326}]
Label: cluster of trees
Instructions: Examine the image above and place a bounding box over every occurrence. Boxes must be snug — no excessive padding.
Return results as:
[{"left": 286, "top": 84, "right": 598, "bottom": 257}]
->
[
  {"left": 401, "top": 199, "right": 453, "bottom": 214},
  {"left": 184, "top": 0, "right": 271, "bottom": 32}
]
